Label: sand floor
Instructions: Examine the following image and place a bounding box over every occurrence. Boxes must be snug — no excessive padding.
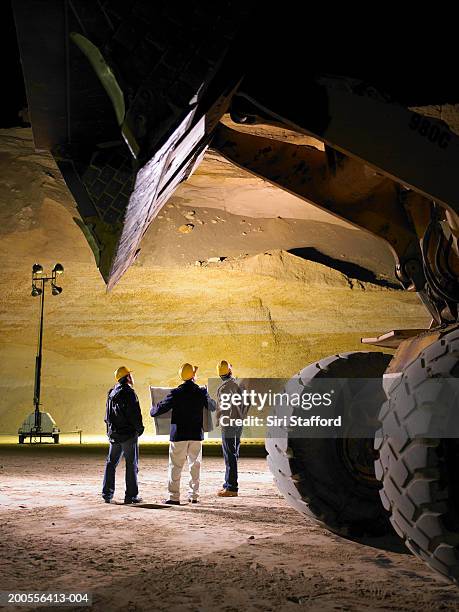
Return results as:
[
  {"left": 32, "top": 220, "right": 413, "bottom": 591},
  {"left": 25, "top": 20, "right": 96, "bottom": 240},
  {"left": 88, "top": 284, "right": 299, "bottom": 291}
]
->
[{"left": 1, "top": 448, "right": 458, "bottom": 611}]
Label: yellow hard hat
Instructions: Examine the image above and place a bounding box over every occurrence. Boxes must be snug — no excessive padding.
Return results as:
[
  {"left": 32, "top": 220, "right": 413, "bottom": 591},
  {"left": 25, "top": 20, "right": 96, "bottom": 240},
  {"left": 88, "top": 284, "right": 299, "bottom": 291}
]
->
[
  {"left": 217, "top": 360, "right": 231, "bottom": 376},
  {"left": 179, "top": 363, "right": 198, "bottom": 381},
  {"left": 114, "top": 366, "right": 132, "bottom": 382}
]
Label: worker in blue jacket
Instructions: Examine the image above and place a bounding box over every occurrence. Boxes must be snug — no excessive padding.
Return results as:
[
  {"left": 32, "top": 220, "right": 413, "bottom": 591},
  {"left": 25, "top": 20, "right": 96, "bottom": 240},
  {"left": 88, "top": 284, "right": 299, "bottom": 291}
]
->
[
  {"left": 102, "top": 366, "right": 144, "bottom": 504},
  {"left": 151, "top": 363, "right": 215, "bottom": 504}
]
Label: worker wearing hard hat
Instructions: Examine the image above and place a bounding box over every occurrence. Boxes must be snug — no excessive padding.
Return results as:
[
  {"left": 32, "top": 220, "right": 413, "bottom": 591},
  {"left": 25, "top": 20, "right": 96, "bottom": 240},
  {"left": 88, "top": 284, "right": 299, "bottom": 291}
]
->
[
  {"left": 102, "top": 366, "right": 144, "bottom": 504},
  {"left": 150, "top": 363, "right": 215, "bottom": 505},
  {"left": 215, "top": 360, "right": 244, "bottom": 497}
]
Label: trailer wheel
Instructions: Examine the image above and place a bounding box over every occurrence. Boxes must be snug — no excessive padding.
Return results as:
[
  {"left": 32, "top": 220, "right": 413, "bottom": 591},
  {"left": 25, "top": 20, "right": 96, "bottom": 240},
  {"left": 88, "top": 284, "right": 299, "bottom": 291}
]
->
[
  {"left": 53, "top": 434, "right": 59, "bottom": 444},
  {"left": 376, "top": 329, "right": 459, "bottom": 584},
  {"left": 18, "top": 435, "right": 24, "bottom": 444},
  {"left": 266, "top": 351, "right": 392, "bottom": 537}
]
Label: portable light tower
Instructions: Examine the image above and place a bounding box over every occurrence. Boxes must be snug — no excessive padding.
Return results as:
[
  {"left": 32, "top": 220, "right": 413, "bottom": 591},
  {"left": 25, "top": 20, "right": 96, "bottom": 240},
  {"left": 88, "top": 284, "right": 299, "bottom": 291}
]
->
[{"left": 18, "top": 263, "right": 64, "bottom": 443}]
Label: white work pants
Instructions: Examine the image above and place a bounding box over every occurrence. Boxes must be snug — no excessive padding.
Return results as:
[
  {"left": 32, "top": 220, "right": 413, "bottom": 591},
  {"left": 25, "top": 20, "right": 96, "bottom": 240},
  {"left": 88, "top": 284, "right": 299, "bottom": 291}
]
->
[{"left": 168, "top": 440, "right": 202, "bottom": 501}]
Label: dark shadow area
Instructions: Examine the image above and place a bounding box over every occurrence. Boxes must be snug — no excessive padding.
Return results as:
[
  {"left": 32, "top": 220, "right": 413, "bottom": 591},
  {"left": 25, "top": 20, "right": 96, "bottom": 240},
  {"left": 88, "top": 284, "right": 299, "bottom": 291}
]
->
[
  {"left": 344, "top": 532, "right": 411, "bottom": 554},
  {"left": 372, "top": 555, "right": 395, "bottom": 566},
  {"left": 0, "top": 443, "right": 266, "bottom": 458},
  {"left": 2, "top": 2, "right": 28, "bottom": 128},
  {"left": 288, "top": 247, "right": 400, "bottom": 289},
  {"left": 172, "top": 502, "right": 410, "bottom": 553},
  {"left": 128, "top": 503, "right": 172, "bottom": 510}
]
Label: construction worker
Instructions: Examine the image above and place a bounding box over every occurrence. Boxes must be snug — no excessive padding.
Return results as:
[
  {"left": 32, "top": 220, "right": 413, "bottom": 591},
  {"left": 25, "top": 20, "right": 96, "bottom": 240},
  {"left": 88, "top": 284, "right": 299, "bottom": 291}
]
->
[
  {"left": 215, "top": 360, "right": 244, "bottom": 497},
  {"left": 102, "top": 366, "right": 144, "bottom": 504},
  {"left": 150, "top": 363, "right": 215, "bottom": 505}
]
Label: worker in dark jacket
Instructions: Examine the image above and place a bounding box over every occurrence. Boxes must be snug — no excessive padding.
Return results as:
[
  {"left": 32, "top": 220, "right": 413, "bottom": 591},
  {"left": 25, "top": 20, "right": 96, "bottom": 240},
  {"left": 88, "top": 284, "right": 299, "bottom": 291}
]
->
[
  {"left": 215, "top": 360, "right": 245, "bottom": 497},
  {"left": 151, "top": 363, "right": 215, "bottom": 504},
  {"left": 102, "top": 366, "right": 144, "bottom": 504}
]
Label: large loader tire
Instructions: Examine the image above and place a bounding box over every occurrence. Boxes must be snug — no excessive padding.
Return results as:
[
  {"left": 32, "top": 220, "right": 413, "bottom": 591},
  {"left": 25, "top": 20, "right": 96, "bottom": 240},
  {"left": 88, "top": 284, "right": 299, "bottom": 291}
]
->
[
  {"left": 375, "top": 329, "right": 459, "bottom": 584},
  {"left": 267, "top": 351, "right": 392, "bottom": 537}
]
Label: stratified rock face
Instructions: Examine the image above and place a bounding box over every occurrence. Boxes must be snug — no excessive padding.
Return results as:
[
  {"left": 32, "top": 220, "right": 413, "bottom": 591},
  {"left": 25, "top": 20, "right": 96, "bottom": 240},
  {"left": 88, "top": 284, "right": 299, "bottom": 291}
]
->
[
  {"left": 224, "top": 250, "right": 353, "bottom": 287},
  {"left": 0, "top": 128, "right": 429, "bottom": 435}
]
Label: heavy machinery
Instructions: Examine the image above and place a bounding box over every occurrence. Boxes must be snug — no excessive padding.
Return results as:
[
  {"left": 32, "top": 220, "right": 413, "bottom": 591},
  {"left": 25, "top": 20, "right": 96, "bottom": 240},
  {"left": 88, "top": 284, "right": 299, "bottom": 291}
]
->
[{"left": 12, "top": 1, "right": 459, "bottom": 584}]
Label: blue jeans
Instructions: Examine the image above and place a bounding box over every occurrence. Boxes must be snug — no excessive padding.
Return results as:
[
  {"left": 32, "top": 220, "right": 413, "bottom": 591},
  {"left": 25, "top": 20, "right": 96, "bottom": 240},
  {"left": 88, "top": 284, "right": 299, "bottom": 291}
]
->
[
  {"left": 222, "top": 427, "right": 243, "bottom": 491},
  {"left": 102, "top": 435, "right": 139, "bottom": 501}
]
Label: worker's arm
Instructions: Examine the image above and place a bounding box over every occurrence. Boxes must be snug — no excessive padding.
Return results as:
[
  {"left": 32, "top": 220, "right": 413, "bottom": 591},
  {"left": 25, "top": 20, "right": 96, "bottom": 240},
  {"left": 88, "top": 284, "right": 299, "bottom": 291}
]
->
[
  {"left": 150, "top": 389, "right": 177, "bottom": 417},
  {"left": 235, "top": 380, "right": 249, "bottom": 418},
  {"left": 215, "top": 381, "right": 230, "bottom": 422},
  {"left": 104, "top": 397, "right": 109, "bottom": 430},
  {"left": 203, "top": 386, "right": 216, "bottom": 412},
  {"left": 124, "top": 388, "right": 144, "bottom": 436},
  {"left": 104, "top": 390, "right": 113, "bottom": 435},
  {"left": 215, "top": 389, "right": 224, "bottom": 423}
]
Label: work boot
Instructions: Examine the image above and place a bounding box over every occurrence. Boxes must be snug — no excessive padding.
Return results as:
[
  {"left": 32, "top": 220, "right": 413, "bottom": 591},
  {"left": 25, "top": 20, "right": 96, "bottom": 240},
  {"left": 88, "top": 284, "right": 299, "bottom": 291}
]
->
[
  {"left": 124, "top": 497, "right": 143, "bottom": 504},
  {"left": 188, "top": 498, "right": 199, "bottom": 504},
  {"left": 103, "top": 497, "right": 112, "bottom": 504},
  {"left": 217, "top": 489, "right": 238, "bottom": 497},
  {"left": 162, "top": 499, "right": 180, "bottom": 505}
]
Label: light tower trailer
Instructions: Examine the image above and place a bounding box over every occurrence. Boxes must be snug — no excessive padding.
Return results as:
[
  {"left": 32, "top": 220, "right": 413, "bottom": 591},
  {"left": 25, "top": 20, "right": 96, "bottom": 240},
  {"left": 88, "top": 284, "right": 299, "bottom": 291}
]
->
[
  {"left": 18, "top": 411, "right": 60, "bottom": 444},
  {"left": 17, "top": 263, "right": 64, "bottom": 444}
]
